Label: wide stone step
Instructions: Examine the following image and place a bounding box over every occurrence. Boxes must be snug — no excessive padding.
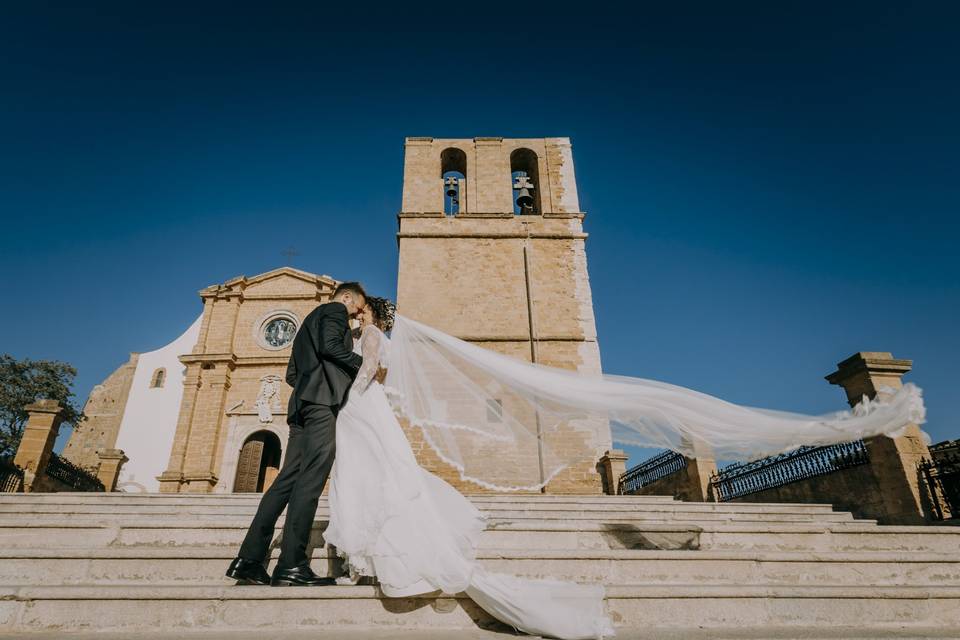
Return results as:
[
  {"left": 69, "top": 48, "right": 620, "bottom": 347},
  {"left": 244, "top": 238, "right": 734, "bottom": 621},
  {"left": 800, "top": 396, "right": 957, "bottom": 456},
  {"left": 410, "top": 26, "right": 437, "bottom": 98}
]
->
[
  {"left": 0, "top": 493, "right": 840, "bottom": 511},
  {"left": 0, "top": 510, "right": 859, "bottom": 526},
  {"left": 0, "top": 493, "right": 676, "bottom": 503},
  {"left": 0, "top": 501, "right": 849, "bottom": 517},
  {"left": 0, "top": 519, "right": 956, "bottom": 552},
  {"left": 2, "top": 584, "right": 958, "bottom": 633},
  {"left": 1, "top": 547, "right": 957, "bottom": 587},
  {"left": 0, "top": 500, "right": 851, "bottom": 520}
]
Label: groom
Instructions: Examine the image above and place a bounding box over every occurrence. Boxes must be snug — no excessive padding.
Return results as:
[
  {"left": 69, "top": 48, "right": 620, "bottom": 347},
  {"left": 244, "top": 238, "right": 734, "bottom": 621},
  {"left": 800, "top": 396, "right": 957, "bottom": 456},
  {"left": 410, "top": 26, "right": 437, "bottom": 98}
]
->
[{"left": 226, "top": 282, "right": 367, "bottom": 586}]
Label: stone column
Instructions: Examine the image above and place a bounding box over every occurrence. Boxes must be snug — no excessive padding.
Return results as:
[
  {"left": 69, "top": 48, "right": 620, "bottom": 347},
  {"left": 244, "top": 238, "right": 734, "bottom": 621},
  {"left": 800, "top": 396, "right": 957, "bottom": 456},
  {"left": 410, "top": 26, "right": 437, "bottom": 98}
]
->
[
  {"left": 178, "top": 354, "right": 234, "bottom": 493},
  {"left": 675, "top": 434, "right": 718, "bottom": 502},
  {"left": 13, "top": 400, "right": 64, "bottom": 492},
  {"left": 679, "top": 456, "right": 719, "bottom": 502},
  {"left": 158, "top": 360, "right": 203, "bottom": 493},
  {"left": 826, "top": 352, "right": 931, "bottom": 524},
  {"left": 96, "top": 449, "right": 128, "bottom": 492},
  {"left": 599, "top": 449, "right": 629, "bottom": 494}
]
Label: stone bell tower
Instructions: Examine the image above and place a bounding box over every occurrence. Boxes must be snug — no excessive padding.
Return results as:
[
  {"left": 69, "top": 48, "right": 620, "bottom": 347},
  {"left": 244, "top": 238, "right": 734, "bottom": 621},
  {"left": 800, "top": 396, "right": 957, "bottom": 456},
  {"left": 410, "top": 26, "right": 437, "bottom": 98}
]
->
[{"left": 395, "top": 136, "right": 611, "bottom": 494}]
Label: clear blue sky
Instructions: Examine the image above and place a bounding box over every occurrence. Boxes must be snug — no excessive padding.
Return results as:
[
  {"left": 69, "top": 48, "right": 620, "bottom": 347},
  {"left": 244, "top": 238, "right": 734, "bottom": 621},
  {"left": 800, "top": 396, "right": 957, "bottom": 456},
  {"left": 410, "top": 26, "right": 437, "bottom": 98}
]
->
[{"left": 1, "top": 2, "right": 957, "bottom": 464}]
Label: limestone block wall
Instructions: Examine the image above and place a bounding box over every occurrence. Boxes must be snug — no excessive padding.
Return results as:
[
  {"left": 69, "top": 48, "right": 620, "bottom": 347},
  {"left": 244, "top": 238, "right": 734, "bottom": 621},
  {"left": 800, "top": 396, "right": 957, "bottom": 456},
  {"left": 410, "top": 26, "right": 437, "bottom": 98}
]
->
[
  {"left": 62, "top": 354, "right": 139, "bottom": 471},
  {"left": 401, "top": 137, "right": 580, "bottom": 215},
  {"left": 725, "top": 456, "right": 933, "bottom": 524},
  {"left": 28, "top": 470, "right": 77, "bottom": 493},
  {"left": 396, "top": 137, "right": 610, "bottom": 494},
  {"left": 629, "top": 457, "right": 718, "bottom": 502}
]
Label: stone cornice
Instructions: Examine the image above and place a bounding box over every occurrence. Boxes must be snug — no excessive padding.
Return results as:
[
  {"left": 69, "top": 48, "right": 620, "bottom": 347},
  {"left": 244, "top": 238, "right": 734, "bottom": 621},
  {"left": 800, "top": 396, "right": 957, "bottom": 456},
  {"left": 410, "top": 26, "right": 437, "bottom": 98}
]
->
[
  {"left": 398, "top": 211, "right": 586, "bottom": 220},
  {"left": 182, "top": 472, "right": 218, "bottom": 483},
  {"left": 24, "top": 400, "right": 63, "bottom": 415},
  {"left": 240, "top": 292, "right": 328, "bottom": 301},
  {"left": 233, "top": 356, "right": 292, "bottom": 366},
  {"left": 825, "top": 352, "right": 913, "bottom": 385},
  {"left": 180, "top": 354, "right": 292, "bottom": 367},
  {"left": 398, "top": 231, "right": 588, "bottom": 240},
  {"left": 180, "top": 353, "right": 238, "bottom": 369},
  {"left": 199, "top": 267, "right": 338, "bottom": 300}
]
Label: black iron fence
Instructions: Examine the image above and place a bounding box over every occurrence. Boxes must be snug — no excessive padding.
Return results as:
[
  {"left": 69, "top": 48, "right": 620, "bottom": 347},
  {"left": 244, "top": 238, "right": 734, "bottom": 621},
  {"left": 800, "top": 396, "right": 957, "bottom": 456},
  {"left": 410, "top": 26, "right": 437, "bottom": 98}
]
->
[
  {"left": 45, "top": 453, "right": 104, "bottom": 492},
  {"left": 619, "top": 449, "right": 686, "bottom": 495},
  {"left": 919, "top": 452, "right": 960, "bottom": 521},
  {"left": 1, "top": 457, "right": 23, "bottom": 493},
  {"left": 711, "top": 440, "right": 870, "bottom": 502}
]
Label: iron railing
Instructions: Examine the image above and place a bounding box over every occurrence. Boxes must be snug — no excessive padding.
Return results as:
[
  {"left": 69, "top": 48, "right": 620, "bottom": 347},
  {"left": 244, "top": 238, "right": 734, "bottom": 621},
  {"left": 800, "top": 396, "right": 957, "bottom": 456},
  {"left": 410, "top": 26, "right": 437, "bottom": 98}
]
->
[
  {"left": 919, "top": 452, "right": 960, "bottom": 521},
  {"left": 619, "top": 449, "right": 686, "bottom": 495},
  {"left": 45, "top": 453, "right": 104, "bottom": 492},
  {"left": 1, "top": 457, "right": 23, "bottom": 493},
  {"left": 711, "top": 440, "right": 869, "bottom": 502}
]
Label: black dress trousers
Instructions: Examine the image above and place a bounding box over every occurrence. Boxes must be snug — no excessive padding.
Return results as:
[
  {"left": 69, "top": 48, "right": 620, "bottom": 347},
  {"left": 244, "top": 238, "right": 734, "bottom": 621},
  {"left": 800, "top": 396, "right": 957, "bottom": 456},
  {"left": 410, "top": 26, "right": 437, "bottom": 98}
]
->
[{"left": 237, "top": 402, "right": 337, "bottom": 570}]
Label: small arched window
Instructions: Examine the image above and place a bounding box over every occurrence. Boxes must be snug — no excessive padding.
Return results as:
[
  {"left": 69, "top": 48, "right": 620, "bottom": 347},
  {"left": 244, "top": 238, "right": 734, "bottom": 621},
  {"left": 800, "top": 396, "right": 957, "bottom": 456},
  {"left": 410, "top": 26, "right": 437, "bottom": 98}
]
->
[
  {"left": 441, "top": 147, "right": 467, "bottom": 215},
  {"left": 510, "top": 148, "right": 542, "bottom": 215},
  {"left": 150, "top": 368, "right": 166, "bottom": 389}
]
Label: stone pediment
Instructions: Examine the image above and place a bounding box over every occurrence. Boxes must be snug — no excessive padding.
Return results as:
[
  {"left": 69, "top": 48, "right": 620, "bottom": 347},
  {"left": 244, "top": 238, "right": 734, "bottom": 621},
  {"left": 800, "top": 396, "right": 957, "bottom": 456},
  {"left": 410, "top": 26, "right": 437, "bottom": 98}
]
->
[{"left": 200, "top": 267, "right": 338, "bottom": 300}]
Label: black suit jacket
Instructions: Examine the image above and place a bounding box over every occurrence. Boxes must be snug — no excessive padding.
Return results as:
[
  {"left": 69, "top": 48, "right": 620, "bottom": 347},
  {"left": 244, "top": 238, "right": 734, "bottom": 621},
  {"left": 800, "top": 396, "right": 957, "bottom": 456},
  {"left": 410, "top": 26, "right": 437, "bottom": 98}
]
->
[{"left": 285, "top": 301, "right": 363, "bottom": 422}]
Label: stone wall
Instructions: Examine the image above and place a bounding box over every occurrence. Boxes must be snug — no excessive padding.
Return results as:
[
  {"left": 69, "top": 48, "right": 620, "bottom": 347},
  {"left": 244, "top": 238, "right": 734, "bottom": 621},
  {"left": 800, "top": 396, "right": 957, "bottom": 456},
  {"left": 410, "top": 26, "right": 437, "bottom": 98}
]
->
[
  {"left": 722, "top": 436, "right": 940, "bottom": 524},
  {"left": 62, "top": 354, "right": 138, "bottom": 471},
  {"left": 726, "top": 461, "right": 887, "bottom": 516},
  {"left": 396, "top": 137, "right": 610, "bottom": 494},
  {"left": 29, "top": 471, "right": 78, "bottom": 493},
  {"left": 629, "top": 457, "right": 717, "bottom": 502}
]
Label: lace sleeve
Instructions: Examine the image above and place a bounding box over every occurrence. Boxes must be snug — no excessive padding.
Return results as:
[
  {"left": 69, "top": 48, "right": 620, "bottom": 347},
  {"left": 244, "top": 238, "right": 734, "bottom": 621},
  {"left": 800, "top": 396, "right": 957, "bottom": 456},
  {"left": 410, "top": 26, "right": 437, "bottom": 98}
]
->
[{"left": 352, "top": 325, "right": 382, "bottom": 393}]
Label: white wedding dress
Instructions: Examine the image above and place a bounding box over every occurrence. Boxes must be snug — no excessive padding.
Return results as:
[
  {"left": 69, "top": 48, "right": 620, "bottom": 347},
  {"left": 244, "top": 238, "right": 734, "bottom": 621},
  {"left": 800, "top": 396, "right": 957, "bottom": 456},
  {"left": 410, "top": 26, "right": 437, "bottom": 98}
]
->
[{"left": 323, "top": 325, "right": 616, "bottom": 640}]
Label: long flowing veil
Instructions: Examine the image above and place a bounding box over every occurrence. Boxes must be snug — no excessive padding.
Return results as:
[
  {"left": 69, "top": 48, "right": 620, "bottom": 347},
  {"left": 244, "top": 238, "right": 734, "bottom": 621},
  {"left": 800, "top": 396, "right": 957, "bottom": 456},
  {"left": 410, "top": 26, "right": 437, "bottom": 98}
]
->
[{"left": 384, "top": 314, "right": 927, "bottom": 492}]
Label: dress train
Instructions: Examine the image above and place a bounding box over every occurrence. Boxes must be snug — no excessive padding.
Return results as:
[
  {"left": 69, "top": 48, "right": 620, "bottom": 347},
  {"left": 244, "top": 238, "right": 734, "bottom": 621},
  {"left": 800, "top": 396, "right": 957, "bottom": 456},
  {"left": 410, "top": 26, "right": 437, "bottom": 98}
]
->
[{"left": 323, "top": 325, "right": 615, "bottom": 639}]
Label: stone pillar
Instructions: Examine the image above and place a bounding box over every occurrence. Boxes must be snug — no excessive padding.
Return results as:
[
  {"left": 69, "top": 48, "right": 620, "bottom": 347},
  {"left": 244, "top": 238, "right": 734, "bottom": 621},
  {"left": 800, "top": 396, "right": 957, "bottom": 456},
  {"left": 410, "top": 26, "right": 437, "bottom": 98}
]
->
[
  {"left": 96, "top": 449, "right": 128, "bottom": 492},
  {"left": 826, "top": 352, "right": 931, "bottom": 524},
  {"left": 599, "top": 449, "right": 629, "bottom": 494},
  {"left": 177, "top": 355, "right": 234, "bottom": 493},
  {"left": 675, "top": 434, "right": 718, "bottom": 502},
  {"left": 679, "top": 456, "right": 718, "bottom": 502},
  {"left": 13, "top": 400, "right": 64, "bottom": 493}
]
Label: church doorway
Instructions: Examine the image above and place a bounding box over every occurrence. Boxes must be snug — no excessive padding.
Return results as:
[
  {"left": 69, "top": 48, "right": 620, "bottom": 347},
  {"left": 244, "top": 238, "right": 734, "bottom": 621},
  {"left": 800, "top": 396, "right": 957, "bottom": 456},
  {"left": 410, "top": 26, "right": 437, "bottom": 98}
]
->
[{"left": 233, "top": 431, "right": 282, "bottom": 493}]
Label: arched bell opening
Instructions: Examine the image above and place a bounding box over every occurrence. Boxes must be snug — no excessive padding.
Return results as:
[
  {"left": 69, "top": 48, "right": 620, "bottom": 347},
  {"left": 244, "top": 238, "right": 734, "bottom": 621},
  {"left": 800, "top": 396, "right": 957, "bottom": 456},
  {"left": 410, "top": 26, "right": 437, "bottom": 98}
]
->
[
  {"left": 441, "top": 147, "right": 467, "bottom": 215},
  {"left": 233, "top": 430, "right": 282, "bottom": 493},
  {"left": 510, "top": 148, "right": 542, "bottom": 215}
]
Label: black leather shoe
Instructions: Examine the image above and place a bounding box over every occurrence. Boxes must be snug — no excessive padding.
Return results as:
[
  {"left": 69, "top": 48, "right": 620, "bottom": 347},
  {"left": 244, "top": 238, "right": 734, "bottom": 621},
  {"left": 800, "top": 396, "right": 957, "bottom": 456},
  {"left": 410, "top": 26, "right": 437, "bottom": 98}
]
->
[
  {"left": 225, "top": 557, "right": 271, "bottom": 585},
  {"left": 271, "top": 564, "right": 336, "bottom": 587}
]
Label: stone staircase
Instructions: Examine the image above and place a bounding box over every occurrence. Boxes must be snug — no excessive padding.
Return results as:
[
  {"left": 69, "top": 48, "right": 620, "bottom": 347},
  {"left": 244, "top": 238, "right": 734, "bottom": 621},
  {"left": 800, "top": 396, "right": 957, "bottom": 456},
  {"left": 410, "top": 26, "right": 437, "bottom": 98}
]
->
[{"left": 1, "top": 493, "right": 959, "bottom": 637}]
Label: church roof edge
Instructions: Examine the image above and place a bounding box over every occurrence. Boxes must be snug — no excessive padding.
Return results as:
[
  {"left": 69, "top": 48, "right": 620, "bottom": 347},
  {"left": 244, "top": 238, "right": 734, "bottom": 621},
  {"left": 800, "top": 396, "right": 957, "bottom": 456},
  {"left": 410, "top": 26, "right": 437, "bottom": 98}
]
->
[{"left": 199, "top": 267, "right": 339, "bottom": 296}]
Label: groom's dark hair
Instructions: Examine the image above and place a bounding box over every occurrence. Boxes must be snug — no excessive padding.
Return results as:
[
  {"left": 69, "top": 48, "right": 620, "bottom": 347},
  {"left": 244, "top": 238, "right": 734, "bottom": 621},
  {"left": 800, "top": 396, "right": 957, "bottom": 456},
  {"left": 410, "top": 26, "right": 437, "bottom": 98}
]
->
[{"left": 333, "top": 281, "right": 367, "bottom": 301}]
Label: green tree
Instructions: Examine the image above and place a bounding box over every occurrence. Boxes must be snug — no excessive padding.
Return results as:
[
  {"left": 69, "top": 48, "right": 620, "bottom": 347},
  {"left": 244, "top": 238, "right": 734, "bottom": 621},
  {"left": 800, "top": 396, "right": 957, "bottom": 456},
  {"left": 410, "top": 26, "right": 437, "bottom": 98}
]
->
[{"left": 0, "top": 354, "right": 85, "bottom": 457}]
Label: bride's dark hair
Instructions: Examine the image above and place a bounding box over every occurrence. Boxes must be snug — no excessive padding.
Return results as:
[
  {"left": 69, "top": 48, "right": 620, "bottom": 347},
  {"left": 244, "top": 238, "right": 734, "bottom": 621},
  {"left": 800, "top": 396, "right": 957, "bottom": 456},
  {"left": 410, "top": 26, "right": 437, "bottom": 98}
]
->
[{"left": 367, "top": 296, "right": 396, "bottom": 332}]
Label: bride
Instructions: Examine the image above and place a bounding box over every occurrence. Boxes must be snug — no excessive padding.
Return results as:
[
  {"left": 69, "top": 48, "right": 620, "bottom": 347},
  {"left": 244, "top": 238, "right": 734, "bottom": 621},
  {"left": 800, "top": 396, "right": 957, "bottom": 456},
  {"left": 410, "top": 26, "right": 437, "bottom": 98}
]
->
[
  {"left": 323, "top": 296, "right": 925, "bottom": 640},
  {"left": 323, "top": 297, "right": 615, "bottom": 640}
]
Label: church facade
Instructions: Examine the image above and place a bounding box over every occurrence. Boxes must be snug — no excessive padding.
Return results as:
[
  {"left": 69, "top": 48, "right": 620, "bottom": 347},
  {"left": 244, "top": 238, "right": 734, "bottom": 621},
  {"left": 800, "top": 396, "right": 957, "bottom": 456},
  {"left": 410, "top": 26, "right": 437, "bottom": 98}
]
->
[{"left": 63, "top": 136, "right": 612, "bottom": 494}]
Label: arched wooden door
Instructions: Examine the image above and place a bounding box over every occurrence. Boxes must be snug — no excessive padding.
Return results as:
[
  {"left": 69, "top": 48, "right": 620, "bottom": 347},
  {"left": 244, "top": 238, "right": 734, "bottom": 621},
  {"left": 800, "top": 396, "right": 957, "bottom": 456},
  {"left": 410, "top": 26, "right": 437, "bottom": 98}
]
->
[{"left": 233, "top": 431, "right": 282, "bottom": 493}]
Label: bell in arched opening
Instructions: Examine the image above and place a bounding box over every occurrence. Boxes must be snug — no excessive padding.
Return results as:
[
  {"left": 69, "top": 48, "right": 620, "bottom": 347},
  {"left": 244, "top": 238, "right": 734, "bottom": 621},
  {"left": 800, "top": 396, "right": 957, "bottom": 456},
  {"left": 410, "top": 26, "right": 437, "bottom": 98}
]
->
[
  {"left": 510, "top": 148, "right": 541, "bottom": 215},
  {"left": 441, "top": 147, "right": 467, "bottom": 215}
]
